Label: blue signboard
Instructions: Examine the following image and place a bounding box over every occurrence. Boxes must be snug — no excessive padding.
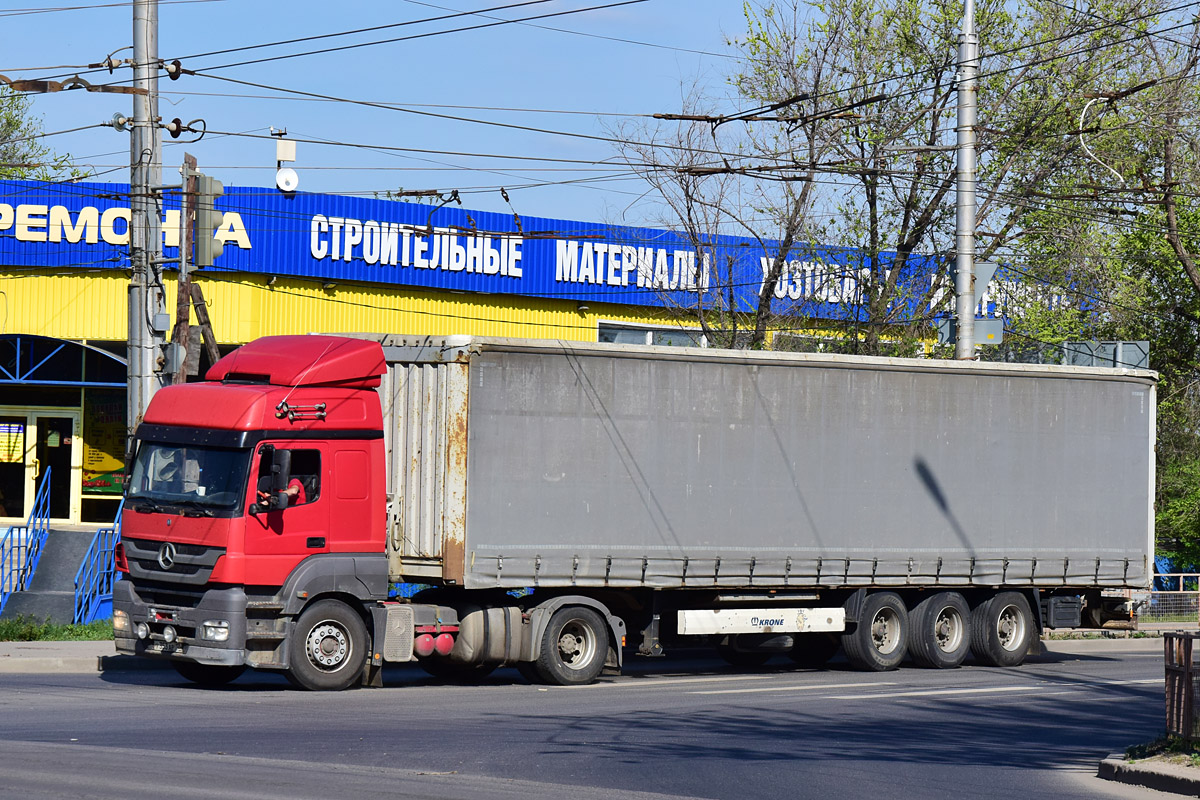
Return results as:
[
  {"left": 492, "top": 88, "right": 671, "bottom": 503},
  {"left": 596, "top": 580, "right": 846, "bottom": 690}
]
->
[{"left": 0, "top": 179, "right": 952, "bottom": 321}]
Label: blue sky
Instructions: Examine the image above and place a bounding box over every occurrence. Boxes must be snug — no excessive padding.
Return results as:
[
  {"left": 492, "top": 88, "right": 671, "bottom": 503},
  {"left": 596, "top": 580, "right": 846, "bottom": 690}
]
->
[{"left": 5, "top": 0, "right": 749, "bottom": 227}]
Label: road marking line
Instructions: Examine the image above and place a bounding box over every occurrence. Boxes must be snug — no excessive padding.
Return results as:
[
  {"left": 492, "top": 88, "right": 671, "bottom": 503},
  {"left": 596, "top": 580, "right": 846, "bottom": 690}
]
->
[
  {"left": 577, "top": 674, "right": 777, "bottom": 689},
  {"left": 690, "top": 681, "right": 897, "bottom": 695},
  {"left": 823, "top": 678, "right": 1161, "bottom": 700},
  {"left": 826, "top": 685, "right": 1044, "bottom": 700}
]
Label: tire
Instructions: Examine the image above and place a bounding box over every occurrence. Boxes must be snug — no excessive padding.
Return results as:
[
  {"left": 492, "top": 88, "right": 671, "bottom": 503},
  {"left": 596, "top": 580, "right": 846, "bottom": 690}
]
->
[
  {"left": 419, "top": 658, "right": 498, "bottom": 683},
  {"left": 908, "top": 592, "right": 970, "bottom": 669},
  {"left": 516, "top": 661, "right": 544, "bottom": 684},
  {"left": 788, "top": 633, "right": 841, "bottom": 668},
  {"left": 287, "top": 599, "right": 369, "bottom": 691},
  {"left": 970, "top": 591, "right": 1034, "bottom": 667},
  {"left": 535, "top": 606, "right": 609, "bottom": 686},
  {"left": 716, "top": 641, "right": 773, "bottom": 668},
  {"left": 171, "top": 660, "right": 246, "bottom": 687},
  {"left": 842, "top": 592, "right": 908, "bottom": 672}
]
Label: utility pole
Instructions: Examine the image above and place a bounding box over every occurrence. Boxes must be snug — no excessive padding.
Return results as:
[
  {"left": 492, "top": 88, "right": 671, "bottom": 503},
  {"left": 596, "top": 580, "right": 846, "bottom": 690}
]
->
[
  {"left": 171, "top": 153, "right": 197, "bottom": 384},
  {"left": 954, "top": 0, "right": 979, "bottom": 359},
  {"left": 128, "top": 0, "right": 165, "bottom": 445}
]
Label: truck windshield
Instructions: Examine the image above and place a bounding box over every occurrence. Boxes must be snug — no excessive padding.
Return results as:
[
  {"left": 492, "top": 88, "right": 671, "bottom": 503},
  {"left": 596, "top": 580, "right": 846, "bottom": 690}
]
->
[{"left": 127, "top": 443, "right": 249, "bottom": 512}]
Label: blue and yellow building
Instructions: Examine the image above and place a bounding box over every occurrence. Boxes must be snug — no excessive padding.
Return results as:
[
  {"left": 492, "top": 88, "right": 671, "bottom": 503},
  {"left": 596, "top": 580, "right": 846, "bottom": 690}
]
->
[{"left": 1, "top": 180, "right": 933, "bottom": 523}]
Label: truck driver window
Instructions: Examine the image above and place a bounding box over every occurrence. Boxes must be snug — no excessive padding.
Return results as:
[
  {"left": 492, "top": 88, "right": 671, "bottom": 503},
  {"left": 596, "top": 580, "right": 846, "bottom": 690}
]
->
[{"left": 256, "top": 448, "right": 321, "bottom": 508}]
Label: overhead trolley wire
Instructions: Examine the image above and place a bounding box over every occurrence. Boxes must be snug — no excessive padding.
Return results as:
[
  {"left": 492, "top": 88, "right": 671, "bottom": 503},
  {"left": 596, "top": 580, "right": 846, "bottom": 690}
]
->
[
  {"left": 174, "top": 0, "right": 556, "bottom": 62},
  {"left": 401, "top": 0, "right": 737, "bottom": 60},
  {"left": 182, "top": 0, "right": 649, "bottom": 72}
]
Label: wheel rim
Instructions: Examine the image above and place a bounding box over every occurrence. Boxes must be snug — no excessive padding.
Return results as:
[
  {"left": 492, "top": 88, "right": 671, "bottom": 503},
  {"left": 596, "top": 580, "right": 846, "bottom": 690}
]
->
[
  {"left": 306, "top": 620, "right": 351, "bottom": 672},
  {"left": 933, "top": 606, "right": 965, "bottom": 653},
  {"left": 557, "top": 619, "right": 598, "bottom": 671},
  {"left": 870, "top": 607, "right": 901, "bottom": 655},
  {"left": 995, "top": 604, "right": 1027, "bottom": 652}
]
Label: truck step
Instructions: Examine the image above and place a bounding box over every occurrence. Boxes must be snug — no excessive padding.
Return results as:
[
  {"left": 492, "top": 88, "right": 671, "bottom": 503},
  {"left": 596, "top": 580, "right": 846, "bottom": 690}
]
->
[{"left": 245, "top": 600, "right": 285, "bottom": 611}]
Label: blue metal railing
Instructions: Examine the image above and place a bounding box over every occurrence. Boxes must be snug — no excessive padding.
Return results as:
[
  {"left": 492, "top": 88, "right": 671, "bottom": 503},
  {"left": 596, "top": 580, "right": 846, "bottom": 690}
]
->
[
  {"left": 73, "top": 499, "right": 123, "bottom": 624},
  {"left": 0, "top": 467, "right": 53, "bottom": 615}
]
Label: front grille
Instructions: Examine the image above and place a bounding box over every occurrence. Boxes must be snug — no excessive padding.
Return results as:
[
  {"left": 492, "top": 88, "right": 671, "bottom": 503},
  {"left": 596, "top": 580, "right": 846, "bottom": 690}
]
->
[
  {"left": 127, "top": 579, "right": 208, "bottom": 609},
  {"left": 123, "top": 537, "right": 225, "bottom": 586}
]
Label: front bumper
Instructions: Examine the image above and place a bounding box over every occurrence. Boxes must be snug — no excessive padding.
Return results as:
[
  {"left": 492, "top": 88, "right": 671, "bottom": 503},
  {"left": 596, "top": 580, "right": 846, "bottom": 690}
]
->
[{"left": 113, "top": 579, "right": 248, "bottom": 666}]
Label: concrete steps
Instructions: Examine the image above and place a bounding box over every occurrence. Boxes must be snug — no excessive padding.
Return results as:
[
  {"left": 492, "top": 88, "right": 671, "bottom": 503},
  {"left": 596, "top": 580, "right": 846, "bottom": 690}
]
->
[{"left": 1, "top": 529, "right": 95, "bottom": 624}]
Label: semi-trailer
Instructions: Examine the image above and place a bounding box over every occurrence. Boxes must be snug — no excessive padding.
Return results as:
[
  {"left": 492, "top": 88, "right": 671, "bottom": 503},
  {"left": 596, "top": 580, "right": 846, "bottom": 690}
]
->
[{"left": 113, "top": 334, "right": 1155, "bottom": 689}]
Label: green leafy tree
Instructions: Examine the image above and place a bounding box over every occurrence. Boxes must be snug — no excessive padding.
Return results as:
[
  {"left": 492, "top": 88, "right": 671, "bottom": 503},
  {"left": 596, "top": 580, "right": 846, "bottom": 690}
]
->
[{"left": 0, "top": 86, "right": 76, "bottom": 180}]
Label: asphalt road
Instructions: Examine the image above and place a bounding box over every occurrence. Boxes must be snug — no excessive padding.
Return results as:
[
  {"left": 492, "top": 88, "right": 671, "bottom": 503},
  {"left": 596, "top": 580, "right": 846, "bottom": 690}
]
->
[{"left": 0, "top": 639, "right": 1172, "bottom": 799}]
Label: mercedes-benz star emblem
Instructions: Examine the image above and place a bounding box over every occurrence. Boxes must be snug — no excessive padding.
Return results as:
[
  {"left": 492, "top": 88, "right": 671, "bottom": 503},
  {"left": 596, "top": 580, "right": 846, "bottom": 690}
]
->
[{"left": 157, "top": 542, "right": 177, "bottom": 571}]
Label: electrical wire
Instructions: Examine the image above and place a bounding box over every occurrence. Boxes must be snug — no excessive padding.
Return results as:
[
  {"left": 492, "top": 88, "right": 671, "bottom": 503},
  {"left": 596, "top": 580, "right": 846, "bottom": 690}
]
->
[
  {"left": 188, "top": 0, "right": 648, "bottom": 73},
  {"left": 401, "top": 0, "right": 736, "bottom": 60}
]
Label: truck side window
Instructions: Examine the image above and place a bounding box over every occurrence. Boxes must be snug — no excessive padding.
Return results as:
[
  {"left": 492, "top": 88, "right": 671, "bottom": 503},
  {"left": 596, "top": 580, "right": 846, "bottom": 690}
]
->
[{"left": 256, "top": 448, "right": 321, "bottom": 507}]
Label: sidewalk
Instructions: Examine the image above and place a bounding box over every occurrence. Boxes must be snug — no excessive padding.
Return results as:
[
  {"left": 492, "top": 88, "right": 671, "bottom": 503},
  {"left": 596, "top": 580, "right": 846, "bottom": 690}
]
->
[{"left": 0, "top": 639, "right": 163, "bottom": 674}]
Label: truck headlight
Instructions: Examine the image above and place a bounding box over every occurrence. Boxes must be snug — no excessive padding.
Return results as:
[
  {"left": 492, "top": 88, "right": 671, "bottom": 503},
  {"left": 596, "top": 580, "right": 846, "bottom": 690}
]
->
[
  {"left": 135, "top": 622, "right": 149, "bottom": 640},
  {"left": 113, "top": 610, "right": 130, "bottom": 633},
  {"left": 201, "top": 620, "right": 230, "bottom": 642}
]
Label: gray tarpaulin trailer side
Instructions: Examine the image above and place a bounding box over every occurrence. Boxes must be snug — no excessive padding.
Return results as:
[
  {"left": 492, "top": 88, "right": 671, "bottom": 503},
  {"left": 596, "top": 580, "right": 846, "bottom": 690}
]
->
[
  {"left": 346, "top": 334, "right": 1156, "bottom": 680},
  {"left": 374, "top": 336, "right": 1154, "bottom": 592}
]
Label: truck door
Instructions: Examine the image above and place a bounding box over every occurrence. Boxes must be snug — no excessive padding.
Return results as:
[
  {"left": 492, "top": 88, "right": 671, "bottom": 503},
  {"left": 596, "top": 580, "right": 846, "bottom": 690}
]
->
[{"left": 244, "top": 442, "right": 331, "bottom": 583}]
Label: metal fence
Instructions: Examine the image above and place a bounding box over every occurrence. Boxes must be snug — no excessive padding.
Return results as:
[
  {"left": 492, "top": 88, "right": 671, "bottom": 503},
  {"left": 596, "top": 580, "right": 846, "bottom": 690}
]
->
[
  {"left": 1166, "top": 633, "right": 1200, "bottom": 744},
  {"left": 1135, "top": 575, "right": 1200, "bottom": 629}
]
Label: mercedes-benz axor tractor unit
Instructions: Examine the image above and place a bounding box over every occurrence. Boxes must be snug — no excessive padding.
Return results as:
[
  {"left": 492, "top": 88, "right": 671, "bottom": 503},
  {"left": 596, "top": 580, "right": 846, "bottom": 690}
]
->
[{"left": 113, "top": 334, "right": 1155, "bottom": 689}]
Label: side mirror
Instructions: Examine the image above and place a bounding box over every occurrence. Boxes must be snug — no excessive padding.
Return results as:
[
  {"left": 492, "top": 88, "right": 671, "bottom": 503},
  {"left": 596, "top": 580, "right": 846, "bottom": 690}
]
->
[
  {"left": 270, "top": 448, "right": 292, "bottom": 496},
  {"left": 250, "top": 446, "right": 292, "bottom": 514}
]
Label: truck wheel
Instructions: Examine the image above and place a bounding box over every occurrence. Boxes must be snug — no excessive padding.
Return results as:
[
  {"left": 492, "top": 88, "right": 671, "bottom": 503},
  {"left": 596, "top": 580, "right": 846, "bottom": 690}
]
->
[
  {"left": 716, "top": 641, "right": 773, "bottom": 668},
  {"left": 908, "top": 592, "right": 970, "bottom": 669},
  {"left": 842, "top": 592, "right": 907, "bottom": 672},
  {"left": 171, "top": 661, "right": 246, "bottom": 687},
  {"left": 419, "top": 659, "right": 498, "bottom": 683},
  {"left": 970, "top": 591, "right": 1034, "bottom": 667},
  {"left": 788, "top": 633, "right": 841, "bottom": 668},
  {"left": 536, "top": 606, "right": 608, "bottom": 686},
  {"left": 287, "top": 599, "right": 369, "bottom": 691},
  {"left": 516, "top": 661, "right": 544, "bottom": 684}
]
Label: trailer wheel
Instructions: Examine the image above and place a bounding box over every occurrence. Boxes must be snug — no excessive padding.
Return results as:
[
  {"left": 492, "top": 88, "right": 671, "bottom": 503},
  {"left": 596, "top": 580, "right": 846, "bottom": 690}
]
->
[
  {"left": 908, "top": 592, "right": 970, "bottom": 669},
  {"left": 842, "top": 592, "right": 907, "bottom": 672},
  {"left": 788, "top": 633, "right": 841, "bottom": 668},
  {"left": 171, "top": 661, "right": 246, "bottom": 687},
  {"left": 536, "top": 606, "right": 608, "bottom": 686},
  {"left": 970, "top": 592, "right": 1034, "bottom": 667},
  {"left": 287, "top": 599, "right": 368, "bottom": 691},
  {"left": 419, "top": 659, "right": 498, "bottom": 683}
]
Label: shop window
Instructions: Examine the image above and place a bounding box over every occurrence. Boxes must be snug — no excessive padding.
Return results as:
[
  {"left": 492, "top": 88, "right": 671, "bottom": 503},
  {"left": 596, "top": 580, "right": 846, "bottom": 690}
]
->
[{"left": 599, "top": 324, "right": 704, "bottom": 348}]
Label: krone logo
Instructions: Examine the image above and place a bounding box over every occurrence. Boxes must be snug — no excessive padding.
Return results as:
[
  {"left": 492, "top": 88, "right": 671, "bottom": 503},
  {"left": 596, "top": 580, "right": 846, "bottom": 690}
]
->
[{"left": 157, "top": 542, "right": 177, "bottom": 570}]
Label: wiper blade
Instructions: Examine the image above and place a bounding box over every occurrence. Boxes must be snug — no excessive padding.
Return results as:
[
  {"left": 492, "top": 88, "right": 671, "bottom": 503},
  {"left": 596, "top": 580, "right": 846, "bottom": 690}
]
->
[
  {"left": 129, "top": 498, "right": 164, "bottom": 513},
  {"left": 173, "top": 500, "right": 215, "bottom": 517}
]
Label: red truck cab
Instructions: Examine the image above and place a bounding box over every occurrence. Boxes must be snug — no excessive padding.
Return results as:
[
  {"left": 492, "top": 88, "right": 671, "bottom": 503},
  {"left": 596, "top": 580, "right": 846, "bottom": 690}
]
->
[{"left": 113, "top": 335, "right": 388, "bottom": 687}]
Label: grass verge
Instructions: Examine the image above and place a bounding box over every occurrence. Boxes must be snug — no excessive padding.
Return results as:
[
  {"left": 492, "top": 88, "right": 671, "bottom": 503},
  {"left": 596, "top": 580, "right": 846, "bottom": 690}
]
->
[
  {"left": 0, "top": 615, "right": 113, "bottom": 642},
  {"left": 1127, "top": 736, "right": 1200, "bottom": 768}
]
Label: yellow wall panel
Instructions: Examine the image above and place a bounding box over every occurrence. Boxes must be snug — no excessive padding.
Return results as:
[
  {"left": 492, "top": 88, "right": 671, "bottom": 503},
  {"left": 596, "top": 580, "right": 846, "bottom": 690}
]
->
[
  {"left": 2, "top": 271, "right": 129, "bottom": 340},
  {"left": 1, "top": 270, "right": 693, "bottom": 345}
]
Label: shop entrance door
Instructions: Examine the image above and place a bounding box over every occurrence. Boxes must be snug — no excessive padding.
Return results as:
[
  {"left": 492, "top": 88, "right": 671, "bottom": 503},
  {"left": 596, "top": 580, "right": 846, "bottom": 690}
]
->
[{"left": 0, "top": 407, "right": 81, "bottom": 524}]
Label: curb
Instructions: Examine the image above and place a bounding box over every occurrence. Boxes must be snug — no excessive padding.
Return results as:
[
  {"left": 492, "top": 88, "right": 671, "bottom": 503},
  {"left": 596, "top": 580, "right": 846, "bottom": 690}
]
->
[
  {"left": 0, "top": 654, "right": 172, "bottom": 674},
  {"left": 1099, "top": 754, "right": 1200, "bottom": 796}
]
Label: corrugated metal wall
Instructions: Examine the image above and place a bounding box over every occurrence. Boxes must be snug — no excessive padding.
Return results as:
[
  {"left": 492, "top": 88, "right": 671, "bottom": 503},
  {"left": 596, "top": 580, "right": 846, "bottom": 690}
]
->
[
  {"left": 2, "top": 272, "right": 128, "bottom": 340},
  {"left": 379, "top": 359, "right": 469, "bottom": 575},
  {"left": 1, "top": 270, "right": 678, "bottom": 344}
]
